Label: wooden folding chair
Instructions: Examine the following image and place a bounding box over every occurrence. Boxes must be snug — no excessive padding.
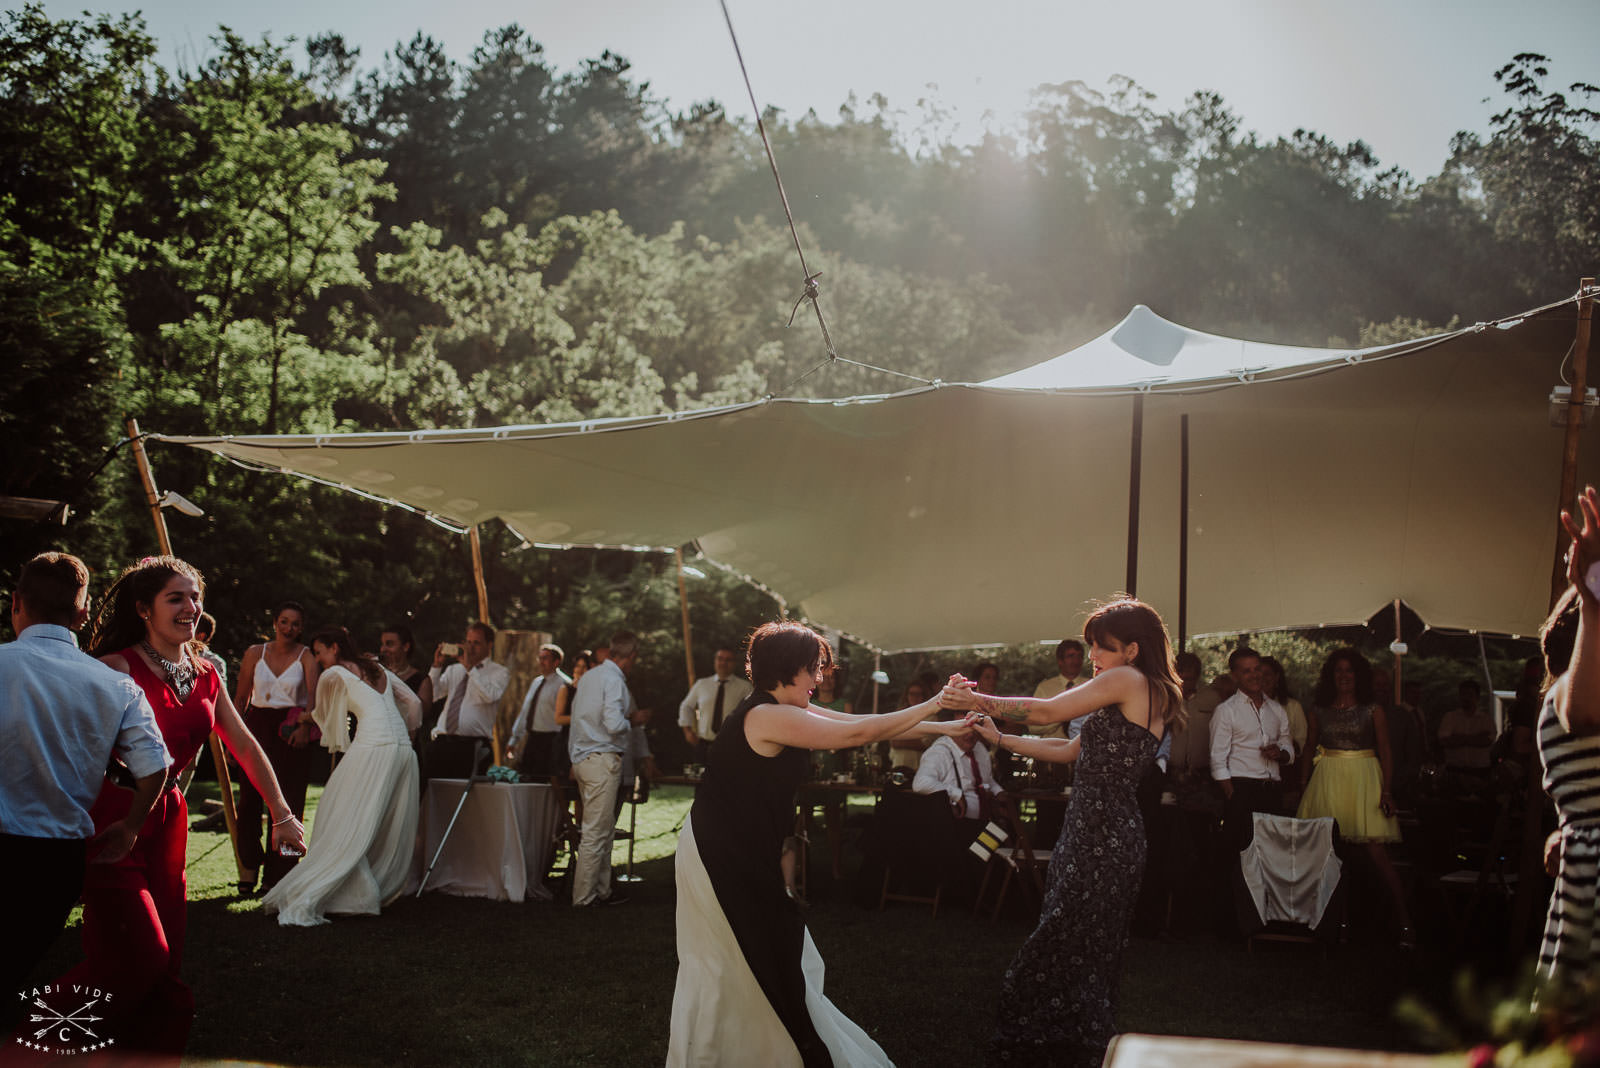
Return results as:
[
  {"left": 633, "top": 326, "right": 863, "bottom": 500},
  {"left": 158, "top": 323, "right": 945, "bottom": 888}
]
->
[{"left": 974, "top": 818, "right": 1052, "bottom": 922}]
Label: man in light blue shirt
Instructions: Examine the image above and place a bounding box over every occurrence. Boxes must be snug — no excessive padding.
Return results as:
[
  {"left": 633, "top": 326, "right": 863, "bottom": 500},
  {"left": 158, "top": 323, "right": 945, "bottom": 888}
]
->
[
  {"left": 568, "top": 629, "right": 639, "bottom": 906},
  {"left": 1, "top": 552, "right": 169, "bottom": 990}
]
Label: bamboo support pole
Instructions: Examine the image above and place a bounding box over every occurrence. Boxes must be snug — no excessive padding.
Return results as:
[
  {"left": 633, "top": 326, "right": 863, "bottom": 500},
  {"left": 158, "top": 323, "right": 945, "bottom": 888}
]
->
[
  {"left": 468, "top": 525, "right": 491, "bottom": 624},
  {"left": 1552, "top": 278, "right": 1595, "bottom": 607},
  {"left": 676, "top": 548, "right": 697, "bottom": 687},
  {"left": 126, "top": 419, "right": 172, "bottom": 556}
]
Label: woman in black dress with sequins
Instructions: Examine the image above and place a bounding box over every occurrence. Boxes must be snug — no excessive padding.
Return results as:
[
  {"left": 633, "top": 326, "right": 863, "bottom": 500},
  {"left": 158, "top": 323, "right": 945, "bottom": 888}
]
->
[{"left": 942, "top": 598, "right": 1183, "bottom": 1068}]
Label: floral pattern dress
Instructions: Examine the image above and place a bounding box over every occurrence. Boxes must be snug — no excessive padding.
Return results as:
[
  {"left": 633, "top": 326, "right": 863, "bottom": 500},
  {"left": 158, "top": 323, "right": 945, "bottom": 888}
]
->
[{"left": 990, "top": 705, "right": 1160, "bottom": 1068}]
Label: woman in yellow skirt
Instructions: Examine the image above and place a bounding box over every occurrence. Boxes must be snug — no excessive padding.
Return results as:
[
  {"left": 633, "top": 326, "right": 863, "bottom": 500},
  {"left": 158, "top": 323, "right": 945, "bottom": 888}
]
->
[{"left": 1297, "top": 648, "right": 1414, "bottom": 946}]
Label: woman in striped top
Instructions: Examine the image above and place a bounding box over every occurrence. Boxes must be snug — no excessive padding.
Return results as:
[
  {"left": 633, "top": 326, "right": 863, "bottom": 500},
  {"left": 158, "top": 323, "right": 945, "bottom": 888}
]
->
[{"left": 1536, "top": 485, "right": 1600, "bottom": 988}]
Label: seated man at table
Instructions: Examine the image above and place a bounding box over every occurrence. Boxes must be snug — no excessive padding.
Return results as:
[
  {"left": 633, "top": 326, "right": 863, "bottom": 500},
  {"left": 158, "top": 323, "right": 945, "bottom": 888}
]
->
[
  {"left": 425, "top": 622, "right": 510, "bottom": 782},
  {"left": 911, "top": 717, "right": 1007, "bottom": 903}
]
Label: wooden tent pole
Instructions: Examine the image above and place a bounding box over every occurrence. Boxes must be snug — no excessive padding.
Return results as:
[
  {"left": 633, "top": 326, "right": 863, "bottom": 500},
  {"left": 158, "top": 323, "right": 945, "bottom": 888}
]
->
[
  {"left": 126, "top": 418, "right": 172, "bottom": 556},
  {"left": 1552, "top": 278, "right": 1595, "bottom": 608},
  {"left": 468, "top": 525, "right": 491, "bottom": 624},
  {"left": 1178, "top": 413, "right": 1190, "bottom": 647},
  {"left": 1125, "top": 394, "right": 1144, "bottom": 597},
  {"left": 1391, "top": 599, "right": 1403, "bottom": 705},
  {"left": 676, "top": 548, "right": 697, "bottom": 687},
  {"left": 126, "top": 418, "right": 246, "bottom": 882}
]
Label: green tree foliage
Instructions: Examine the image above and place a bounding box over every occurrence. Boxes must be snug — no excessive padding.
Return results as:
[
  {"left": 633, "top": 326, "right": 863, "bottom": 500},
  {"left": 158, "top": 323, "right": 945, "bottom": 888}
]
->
[
  {"left": 1, "top": 8, "right": 1593, "bottom": 691},
  {"left": 148, "top": 32, "right": 393, "bottom": 434},
  {"left": 1451, "top": 54, "right": 1600, "bottom": 303}
]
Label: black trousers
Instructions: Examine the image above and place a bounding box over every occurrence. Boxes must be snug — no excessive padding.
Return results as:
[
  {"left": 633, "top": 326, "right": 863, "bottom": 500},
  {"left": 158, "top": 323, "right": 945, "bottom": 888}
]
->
[
  {"left": 1223, "top": 777, "right": 1284, "bottom": 851},
  {"left": 1, "top": 833, "right": 87, "bottom": 997},
  {"left": 516, "top": 731, "right": 559, "bottom": 781},
  {"left": 237, "top": 704, "right": 311, "bottom": 889}
]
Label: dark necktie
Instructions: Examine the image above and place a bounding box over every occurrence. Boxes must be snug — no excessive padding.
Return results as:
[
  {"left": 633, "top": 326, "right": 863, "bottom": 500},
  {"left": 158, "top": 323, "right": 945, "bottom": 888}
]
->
[
  {"left": 442, "top": 667, "right": 471, "bottom": 735},
  {"left": 524, "top": 678, "right": 545, "bottom": 730},
  {"left": 965, "top": 748, "right": 993, "bottom": 821},
  {"left": 711, "top": 679, "right": 727, "bottom": 734}
]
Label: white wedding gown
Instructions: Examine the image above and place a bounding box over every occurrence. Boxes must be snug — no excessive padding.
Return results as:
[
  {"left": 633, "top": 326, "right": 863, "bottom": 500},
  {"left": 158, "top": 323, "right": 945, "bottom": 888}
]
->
[{"left": 263, "top": 665, "right": 420, "bottom": 926}]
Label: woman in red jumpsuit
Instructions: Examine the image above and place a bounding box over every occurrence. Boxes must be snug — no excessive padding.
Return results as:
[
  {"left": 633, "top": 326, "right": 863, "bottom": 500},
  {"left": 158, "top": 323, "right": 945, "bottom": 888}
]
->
[{"left": 64, "top": 556, "right": 305, "bottom": 1060}]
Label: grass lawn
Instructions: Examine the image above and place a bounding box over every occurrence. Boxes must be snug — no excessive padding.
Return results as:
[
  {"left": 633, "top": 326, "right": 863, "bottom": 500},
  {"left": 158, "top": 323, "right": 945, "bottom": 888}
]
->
[{"left": 18, "top": 784, "right": 1454, "bottom": 1066}]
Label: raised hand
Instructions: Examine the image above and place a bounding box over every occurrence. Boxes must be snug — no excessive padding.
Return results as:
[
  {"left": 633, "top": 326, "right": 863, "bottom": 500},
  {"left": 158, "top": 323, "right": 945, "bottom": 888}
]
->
[{"left": 1561, "top": 484, "right": 1600, "bottom": 603}]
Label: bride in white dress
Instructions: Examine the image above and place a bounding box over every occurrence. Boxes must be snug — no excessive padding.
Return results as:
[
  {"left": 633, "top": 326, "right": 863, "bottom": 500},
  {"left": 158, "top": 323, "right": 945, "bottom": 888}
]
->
[{"left": 263, "top": 627, "right": 420, "bottom": 926}]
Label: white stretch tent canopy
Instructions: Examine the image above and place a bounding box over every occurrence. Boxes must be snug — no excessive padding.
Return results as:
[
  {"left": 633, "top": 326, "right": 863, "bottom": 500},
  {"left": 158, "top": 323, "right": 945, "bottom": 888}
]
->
[{"left": 155, "top": 295, "right": 1596, "bottom": 652}]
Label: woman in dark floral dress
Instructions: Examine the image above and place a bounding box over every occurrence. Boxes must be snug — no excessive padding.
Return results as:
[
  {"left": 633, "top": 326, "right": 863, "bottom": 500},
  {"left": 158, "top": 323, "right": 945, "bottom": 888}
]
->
[{"left": 944, "top": 598, "right": 1183, "bottom": 1068}]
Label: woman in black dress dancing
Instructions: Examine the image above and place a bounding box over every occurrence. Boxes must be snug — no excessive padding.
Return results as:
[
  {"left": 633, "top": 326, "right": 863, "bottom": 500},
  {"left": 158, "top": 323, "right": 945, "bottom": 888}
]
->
[
  {"left": 942, "top": 597, "right": 1183, "bottom": 1068},
  {"left": 667, "top": 620, "right": 967, "bottom": 1067}
]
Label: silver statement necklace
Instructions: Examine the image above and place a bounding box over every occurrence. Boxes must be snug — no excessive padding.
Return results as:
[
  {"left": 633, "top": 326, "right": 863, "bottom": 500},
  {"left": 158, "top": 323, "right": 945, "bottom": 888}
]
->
[{"left": 143, "top": 641, "right": 196, "bottom": 702}]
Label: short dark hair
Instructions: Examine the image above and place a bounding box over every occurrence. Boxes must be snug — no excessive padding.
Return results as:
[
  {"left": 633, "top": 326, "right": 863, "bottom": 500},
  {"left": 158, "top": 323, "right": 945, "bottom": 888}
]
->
[
  {"left": 609, "top": 630, "right": 639, "bottom": 660},
  {"left": 273, "top": 600, "right": 305, "bottom": 619},
  {"left": 195, "top": 611, "right": 217, "bottom": 642},
  {"left": 746, "top": 621, "right": 832, "bottom": 693},
  {"left": 1055, "top": 639, "right": 1083, "bottom": 657},
  {"left": 382, "top": 624, "right": 416, "bottom": 654},
  {"left": 1174, "top": 651, "right": 1202, "bottom": 674},
  {"left": 1228, "top": 647, "right": 1259, "bottom": 672},
  {"left": 1258, "top": 655, "right": 1292, "bottom": 703},
  {"left": 975, "top": 661, "right": 999, "bottom": 679},
  {"left": 467, "top": 621, "right": 495, "bottom": 644},
  {"left": 16, "top": 552, "right": 90, "bottom": 626}
]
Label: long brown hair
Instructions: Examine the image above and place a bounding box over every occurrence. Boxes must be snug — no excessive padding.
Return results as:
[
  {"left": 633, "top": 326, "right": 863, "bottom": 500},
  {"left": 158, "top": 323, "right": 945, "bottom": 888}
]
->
[
  {"left": 308, "top": 627, "right": 385, "bottom": 688},
  {"left": 88, "top": 556, "right": 205, "bottom": 660},
  {"left": 1082, "top": 596, "right": 1185, "bottom": 730}
]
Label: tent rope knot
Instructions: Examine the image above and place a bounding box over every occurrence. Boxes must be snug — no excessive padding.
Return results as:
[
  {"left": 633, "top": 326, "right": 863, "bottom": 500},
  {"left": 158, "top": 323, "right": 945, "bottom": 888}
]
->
[{"left": 786, "top": 270, "right": 825, "bottom": 330}]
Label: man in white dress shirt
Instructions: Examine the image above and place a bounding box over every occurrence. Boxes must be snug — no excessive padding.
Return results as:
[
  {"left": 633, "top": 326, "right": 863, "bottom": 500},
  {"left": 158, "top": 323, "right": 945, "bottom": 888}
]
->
[
  {"left": 507, "top": 643, "right": 570, "bottom": 779},
  {"left": 568, "top": 630, "right": 641, "bottom": 906},
  {"left": 914, "top": 728, "right": 1005, "bottom": 822},
  {"left": 677, "top": 646, "right": 752, "bottom": 763},
  {"left": 425, "top": 621, "right": 510, "bottom": 782},
  {"left": 1209, "top": 647, "right": 1294, "bottom": 848}
]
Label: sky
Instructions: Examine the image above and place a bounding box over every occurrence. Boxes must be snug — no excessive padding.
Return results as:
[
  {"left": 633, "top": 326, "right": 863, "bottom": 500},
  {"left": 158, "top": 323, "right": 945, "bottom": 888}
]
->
[{"left": 34, "top": 0, "right": 1600, "bottom": 179}]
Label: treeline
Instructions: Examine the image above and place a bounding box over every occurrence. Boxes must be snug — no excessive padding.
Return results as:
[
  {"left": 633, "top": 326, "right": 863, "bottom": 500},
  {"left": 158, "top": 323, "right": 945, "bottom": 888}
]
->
[{"left": 1, "top": 4, "right": 1596, "bottom": 702}]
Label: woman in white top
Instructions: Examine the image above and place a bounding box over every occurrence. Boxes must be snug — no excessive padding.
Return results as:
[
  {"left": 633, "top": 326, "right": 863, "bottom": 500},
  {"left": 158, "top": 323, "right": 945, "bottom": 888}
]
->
[
  {"left": 233, "top": 600, "right": 320, "bottom": 894},
  {"left": 263, "top": 627, "right": 420, "bottom": 926}
]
